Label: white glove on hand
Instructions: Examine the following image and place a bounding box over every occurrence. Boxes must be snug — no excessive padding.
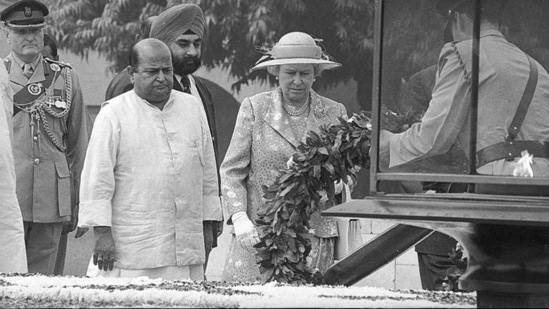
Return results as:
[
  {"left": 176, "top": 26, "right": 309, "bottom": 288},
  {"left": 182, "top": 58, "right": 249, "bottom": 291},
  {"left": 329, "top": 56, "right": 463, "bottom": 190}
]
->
[{"left": 232, "top": 211, "right": 260, "bottom": 252}]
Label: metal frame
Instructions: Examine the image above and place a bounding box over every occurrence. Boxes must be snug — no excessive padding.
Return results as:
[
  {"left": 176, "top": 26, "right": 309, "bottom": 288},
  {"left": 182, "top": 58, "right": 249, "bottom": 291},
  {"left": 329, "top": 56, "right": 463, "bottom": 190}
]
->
[
  {"left": 369, "top": 0, "right": 549, "bottom": 195},
  {"left": 324, "top": 193, "right": 549, "bottom": 226},
  {"left": 369, "top": 0, "right": 383, "bottom": 195}
]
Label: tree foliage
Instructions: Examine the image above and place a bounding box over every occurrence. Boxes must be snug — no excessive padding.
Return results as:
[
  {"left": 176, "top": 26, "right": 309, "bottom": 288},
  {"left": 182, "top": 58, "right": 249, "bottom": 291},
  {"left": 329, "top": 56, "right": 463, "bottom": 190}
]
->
[
  {"left": 44, "top": 0, "right": 378, "bottom": 109},
  {"left": 44, "top": 0, "right": 549, "bottom": 111},
  {"left": 44, "top": 0, "right": 166, "bottom": 72}
]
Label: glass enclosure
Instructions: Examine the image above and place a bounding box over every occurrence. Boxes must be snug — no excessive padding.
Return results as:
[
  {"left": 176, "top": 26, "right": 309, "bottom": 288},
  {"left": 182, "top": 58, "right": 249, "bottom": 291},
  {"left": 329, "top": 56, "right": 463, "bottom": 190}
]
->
[{"left": 371, "top": 0, "right": 549, "bottom": 195}]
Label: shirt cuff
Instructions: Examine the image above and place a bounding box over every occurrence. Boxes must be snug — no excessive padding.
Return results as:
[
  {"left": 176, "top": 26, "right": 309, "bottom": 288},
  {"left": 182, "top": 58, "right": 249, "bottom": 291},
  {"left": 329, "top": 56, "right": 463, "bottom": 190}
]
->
[{"left": 78, "top": 199, "right": 112, "bottom": 227}]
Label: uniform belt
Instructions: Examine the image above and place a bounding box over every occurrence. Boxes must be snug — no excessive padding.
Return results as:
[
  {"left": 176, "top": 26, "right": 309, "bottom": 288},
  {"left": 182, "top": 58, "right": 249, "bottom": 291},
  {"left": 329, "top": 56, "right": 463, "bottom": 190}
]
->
[{"left": 476, "top": 140, "right": 549, "bottom": 167}]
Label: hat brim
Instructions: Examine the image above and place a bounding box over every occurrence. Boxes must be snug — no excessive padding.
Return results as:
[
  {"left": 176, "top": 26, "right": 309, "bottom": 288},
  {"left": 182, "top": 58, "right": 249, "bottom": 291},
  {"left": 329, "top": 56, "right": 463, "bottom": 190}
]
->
[
  {"left": 5, "top": 22, "right": 45, "bottom": 29},
  {"left": 0, "top": 0, "right": 49, "bottom": 24},
  {"left": 252, "top": 58, "right": 341, "bottom": 71}
]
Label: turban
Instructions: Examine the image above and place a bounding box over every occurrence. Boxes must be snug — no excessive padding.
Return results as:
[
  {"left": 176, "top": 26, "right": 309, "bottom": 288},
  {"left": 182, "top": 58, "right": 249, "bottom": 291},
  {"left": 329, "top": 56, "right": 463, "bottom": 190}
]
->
[{"left": 149, "top": 3, "right": 204, "bottom": 45}]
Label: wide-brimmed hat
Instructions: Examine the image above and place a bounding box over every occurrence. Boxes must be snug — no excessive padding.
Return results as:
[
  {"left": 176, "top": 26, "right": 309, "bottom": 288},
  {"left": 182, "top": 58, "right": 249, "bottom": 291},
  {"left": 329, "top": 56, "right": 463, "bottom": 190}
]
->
[{"left": 252, "top": 32, "right": 341, "bottom": 71}]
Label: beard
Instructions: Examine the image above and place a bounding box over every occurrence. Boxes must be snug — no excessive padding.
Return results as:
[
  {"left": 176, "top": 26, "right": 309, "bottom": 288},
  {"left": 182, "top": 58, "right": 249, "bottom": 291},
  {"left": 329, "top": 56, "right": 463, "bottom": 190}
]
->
[{"left": 172, "top": 54, "right": 201, "bottom": 76}]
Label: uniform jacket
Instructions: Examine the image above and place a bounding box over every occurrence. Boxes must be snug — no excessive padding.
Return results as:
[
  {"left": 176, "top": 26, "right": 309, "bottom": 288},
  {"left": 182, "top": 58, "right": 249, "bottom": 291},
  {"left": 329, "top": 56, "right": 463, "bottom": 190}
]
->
[
  {"left": 221, "top": 88, "right": 347, "bottom": 237},
  {"left": 388, "top": 30, "right": 549, "bottom": 177},
  {"left": 0, "top": 61, "right": 27, "bottom": 273},
  {"left": 7, "top": 53, "right": 90, "bottom": 223},
  {"left": 79, "top": 90, "right": 222, "bottom": 269}
]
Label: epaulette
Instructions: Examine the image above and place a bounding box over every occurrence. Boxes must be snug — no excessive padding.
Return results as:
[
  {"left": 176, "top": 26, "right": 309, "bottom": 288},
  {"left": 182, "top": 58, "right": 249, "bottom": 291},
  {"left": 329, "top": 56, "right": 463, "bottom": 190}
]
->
[{"left": 44, "top": 57, "right": 72, "bottom": 69}]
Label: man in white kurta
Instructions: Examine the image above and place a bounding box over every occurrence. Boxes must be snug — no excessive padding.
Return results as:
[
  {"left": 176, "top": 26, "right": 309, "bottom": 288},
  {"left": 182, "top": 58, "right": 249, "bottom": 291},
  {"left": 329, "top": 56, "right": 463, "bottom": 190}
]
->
[
  {"left": 79, "top": 39, "right": 221, "bottom": 281},
  {"left": 0, "top": 60, "right": 27, "bottom": 273}
]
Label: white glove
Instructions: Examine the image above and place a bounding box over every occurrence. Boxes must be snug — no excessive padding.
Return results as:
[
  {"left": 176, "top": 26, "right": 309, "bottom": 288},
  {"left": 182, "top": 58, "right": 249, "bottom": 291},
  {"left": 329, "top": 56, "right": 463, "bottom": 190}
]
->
[{"left": 232, "top": 211, "right": 259, "bottom": 252}]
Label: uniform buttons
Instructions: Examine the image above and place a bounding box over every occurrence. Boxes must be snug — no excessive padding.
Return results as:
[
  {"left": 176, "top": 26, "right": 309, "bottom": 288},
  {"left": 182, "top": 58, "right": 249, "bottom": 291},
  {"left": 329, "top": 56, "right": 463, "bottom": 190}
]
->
[
  {"left": 168, "top": 133, "right": 174, "bottom": 139},
  {"left": 34, "top": 158, "right": 40, "bottom": 165}
]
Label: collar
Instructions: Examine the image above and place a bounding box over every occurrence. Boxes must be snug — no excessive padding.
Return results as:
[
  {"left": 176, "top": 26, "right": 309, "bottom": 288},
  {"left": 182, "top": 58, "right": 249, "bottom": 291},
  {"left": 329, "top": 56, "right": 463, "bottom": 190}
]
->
[
  {"left": 174, "top": 73, "right": 194, "bottom": 83},
  {"left": 479, "top": 29, "right": 504, "bottom": 39},
  {"left": 264, "top": 87, "right": 330, "bottom": 148},
  {"left": 272, "top": 87, "right": 329, "bottom": 120},
  {"left": 134, "top": 90, "right": 174, "bottom": 111},
  {"left": 444, "top": 29, "right": 505, "bottom": 48},
  {"left": 10, "top": 53, "right": 41, "bottom": 70}
]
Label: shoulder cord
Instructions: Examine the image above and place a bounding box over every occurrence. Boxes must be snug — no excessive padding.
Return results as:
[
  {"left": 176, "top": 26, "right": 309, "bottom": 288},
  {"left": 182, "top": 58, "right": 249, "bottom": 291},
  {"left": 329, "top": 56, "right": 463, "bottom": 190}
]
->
[
  {"left": 24, "top": 68, "right": 73, "bottom": 152},
  {"left": 451, "top": 42, "right": 472, "bottom": 85}
]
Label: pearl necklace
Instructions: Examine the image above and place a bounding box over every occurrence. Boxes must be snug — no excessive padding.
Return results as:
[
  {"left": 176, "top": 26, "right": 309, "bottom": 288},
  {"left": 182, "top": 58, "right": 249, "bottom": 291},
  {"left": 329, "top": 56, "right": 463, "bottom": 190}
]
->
[{"left": 283, "top": 101, "right": 309, "bottom": 116}]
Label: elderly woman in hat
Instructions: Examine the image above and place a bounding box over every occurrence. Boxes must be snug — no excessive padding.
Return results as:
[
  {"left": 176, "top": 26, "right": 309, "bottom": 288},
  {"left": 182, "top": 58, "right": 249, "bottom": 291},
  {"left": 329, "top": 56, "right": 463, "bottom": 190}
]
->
[{"left": 220, "top": 32, "right": 347, "bottom": 282}]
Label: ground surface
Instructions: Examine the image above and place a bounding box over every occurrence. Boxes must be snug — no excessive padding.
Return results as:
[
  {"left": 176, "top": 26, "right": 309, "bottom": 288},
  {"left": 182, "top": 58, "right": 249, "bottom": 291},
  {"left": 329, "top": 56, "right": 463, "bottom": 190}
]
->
[{"left": 0, "top": 273, "right": 475, "bottom": 308}]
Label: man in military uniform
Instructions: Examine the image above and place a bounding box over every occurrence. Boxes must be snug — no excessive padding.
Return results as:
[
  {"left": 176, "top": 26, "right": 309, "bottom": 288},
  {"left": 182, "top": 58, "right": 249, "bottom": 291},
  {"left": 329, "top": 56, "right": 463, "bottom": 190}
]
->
[
  {"left": 381, "top": 0, "right": 549, "bottom": 296},
  {"left": 1, "top": 0, "right": 90, "bottom": 274}
]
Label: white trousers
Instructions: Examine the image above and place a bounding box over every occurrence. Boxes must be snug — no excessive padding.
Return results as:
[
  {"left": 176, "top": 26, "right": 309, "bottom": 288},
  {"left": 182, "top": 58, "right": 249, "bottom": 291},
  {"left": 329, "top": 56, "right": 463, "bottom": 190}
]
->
[{"left": 86, "top": 256, "right": 204, "bottom": 281}]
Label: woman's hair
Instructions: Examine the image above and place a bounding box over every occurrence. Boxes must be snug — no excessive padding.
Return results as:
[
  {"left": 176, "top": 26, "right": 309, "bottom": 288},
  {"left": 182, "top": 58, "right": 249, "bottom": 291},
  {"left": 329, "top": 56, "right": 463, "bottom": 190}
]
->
[{"left": 267, "top": 64, "right": 324, "bottom": 77}]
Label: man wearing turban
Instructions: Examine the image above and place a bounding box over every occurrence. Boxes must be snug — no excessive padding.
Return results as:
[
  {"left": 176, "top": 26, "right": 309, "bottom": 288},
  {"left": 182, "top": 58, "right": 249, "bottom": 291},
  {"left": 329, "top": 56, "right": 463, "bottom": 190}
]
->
[{"left": 101, "top": 3, "right": 223, "bottom": 277}]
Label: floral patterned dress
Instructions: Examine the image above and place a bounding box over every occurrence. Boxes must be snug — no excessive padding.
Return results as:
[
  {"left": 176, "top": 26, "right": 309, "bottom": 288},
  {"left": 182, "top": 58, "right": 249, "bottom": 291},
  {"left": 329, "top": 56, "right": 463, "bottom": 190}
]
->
[{"left": 220, "top": 88, "right": 347, "bottom": 282}]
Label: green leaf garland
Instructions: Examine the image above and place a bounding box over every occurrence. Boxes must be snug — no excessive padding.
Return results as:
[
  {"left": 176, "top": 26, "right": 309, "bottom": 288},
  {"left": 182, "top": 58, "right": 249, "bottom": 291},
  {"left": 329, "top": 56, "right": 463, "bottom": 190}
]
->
[{"left": 255, "top": 111, "right": 372, "bottom": 284}]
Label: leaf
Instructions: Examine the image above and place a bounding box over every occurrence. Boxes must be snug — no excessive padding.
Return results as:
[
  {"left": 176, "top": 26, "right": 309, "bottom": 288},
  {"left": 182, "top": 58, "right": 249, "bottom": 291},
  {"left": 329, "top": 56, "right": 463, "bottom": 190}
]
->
[
  {"left": 313, "top": 165, "right": 321, "bottom": 177},
  {"left": 285, "top": 229, "right": 297, "bottom": 238},
  {"left": 323, "top": 161, "right": 336, "bottom": 175},
  {"left": 279, "top": 182, "right": 296, "bottom": 197},
  {"left": 260, "top": 267, "right": 275, "bottom": 279},
  {"left": 286, "top": 250, "right": 299, "bottom": 263},
  {"left": 317, "top": 146, "right": 329, "bottom": 155},
  {"left": 297, "top": 242, "right": 306, "bottom": 253}
]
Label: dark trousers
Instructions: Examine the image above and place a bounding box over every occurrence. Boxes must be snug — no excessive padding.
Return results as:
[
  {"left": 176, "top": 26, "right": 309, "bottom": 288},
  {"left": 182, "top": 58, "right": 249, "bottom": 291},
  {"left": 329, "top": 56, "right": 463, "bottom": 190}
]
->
[
  {"left": 24, "top": 221, "right": 63, "bottom": 275},
  {"left": 417, "top": 251, "right": 455, "bottom": 291},
  {"left": 203, "top": 221, "right": 220, "bottom": 276},
  {"left": 416, "top": 232, "right": 458, "bottom": 291},
  {"left": 54, "top": 232, "right": 68, "bottom": 275}
]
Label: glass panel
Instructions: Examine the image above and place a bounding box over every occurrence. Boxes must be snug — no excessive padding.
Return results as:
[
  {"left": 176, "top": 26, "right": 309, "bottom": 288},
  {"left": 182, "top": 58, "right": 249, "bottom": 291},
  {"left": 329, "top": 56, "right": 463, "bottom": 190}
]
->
[{"left": 375, "top": 0, "right": 549, "bottom": 193}]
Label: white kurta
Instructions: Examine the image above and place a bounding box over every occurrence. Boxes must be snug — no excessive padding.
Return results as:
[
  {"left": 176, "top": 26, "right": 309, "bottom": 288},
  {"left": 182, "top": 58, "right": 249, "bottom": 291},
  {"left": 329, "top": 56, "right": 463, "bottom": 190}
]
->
[
  {"left": 79, "top": 90, "right": 222, "bottom": 276},
  {"left": 0, "top": 61, "right": 27, "bottom": 273}
]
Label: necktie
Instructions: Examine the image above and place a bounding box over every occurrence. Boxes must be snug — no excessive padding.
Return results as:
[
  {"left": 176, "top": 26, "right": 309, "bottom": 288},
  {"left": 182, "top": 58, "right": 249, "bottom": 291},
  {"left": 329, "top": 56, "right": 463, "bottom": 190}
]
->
[
  {"left": 22, "top": 64, "right": 34, "bottom": 79},
  {"left": 180, "top": 75, "right": 191, "bottom": 94}
]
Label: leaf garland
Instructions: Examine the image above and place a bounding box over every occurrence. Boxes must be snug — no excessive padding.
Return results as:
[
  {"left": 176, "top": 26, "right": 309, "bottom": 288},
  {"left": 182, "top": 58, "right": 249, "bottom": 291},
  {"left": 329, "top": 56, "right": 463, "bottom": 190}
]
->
[
  {"left": 380, "top": 104, "right": 423, "bottom": 133},
  {"left": 255, "top": 111, "right": 372, "bottom": 284},
  {"left": 443, "top": 243, "right": 468, "bottom": 292}
]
